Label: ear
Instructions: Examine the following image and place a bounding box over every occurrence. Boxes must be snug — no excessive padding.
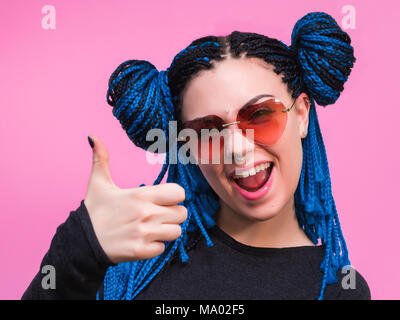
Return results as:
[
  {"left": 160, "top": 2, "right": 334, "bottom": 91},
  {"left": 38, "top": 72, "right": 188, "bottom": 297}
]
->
[{"left": 295, "top": 93, "right": 310, "bottom": 138}]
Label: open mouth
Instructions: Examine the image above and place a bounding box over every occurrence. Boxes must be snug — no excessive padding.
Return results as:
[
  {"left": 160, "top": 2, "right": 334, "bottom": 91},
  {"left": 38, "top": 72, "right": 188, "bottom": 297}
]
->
[{"left": 231, "top": 162, "right": 274, "bottom": 192}]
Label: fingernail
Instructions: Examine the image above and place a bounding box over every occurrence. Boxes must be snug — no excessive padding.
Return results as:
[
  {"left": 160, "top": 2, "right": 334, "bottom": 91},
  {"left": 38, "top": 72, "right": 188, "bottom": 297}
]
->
[{"left": 88, "top": 136, "right": 94, "bottom": 148}]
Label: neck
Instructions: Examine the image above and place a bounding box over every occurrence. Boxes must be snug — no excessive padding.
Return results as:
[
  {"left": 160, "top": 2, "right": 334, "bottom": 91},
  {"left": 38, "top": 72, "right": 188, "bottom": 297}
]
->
[{"left": 215, "top": 196, "right": 315, "bottom": 248}]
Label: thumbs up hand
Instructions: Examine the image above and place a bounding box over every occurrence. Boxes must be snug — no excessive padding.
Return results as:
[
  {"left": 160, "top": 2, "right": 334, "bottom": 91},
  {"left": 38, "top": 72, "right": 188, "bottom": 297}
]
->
[{"left": 84, "top": 136, "right": 187, "bottom": 264}]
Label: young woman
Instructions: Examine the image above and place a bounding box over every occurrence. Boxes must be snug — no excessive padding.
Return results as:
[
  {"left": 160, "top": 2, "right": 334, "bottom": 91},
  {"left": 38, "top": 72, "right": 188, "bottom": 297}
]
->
[{"left": 22, "top": 11, "right": 370, "bottom": 300}]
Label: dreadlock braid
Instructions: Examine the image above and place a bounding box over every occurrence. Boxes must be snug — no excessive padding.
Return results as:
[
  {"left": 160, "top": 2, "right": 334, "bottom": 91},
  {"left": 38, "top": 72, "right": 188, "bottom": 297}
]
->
[
  {"left": 101, "top": 11, "right": 356, "bottom": 300},
  {"left": 291, "top": 12, "right": 356, "bottom": 105}
]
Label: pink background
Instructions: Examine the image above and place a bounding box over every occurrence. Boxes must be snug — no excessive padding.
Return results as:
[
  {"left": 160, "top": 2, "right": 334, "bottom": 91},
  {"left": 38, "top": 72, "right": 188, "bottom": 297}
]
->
[{"left": 1, "top": 0, "right": 399, "bottom": 300}]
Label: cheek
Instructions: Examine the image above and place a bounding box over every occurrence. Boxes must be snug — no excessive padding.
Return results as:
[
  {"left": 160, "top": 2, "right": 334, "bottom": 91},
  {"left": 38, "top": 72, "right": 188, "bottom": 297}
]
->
[
  {"left": 198, "top": 163, "right": 224, "bottom": 188},
  {"left": 274, "top": 120, "right": 303, "bottom": 193}
]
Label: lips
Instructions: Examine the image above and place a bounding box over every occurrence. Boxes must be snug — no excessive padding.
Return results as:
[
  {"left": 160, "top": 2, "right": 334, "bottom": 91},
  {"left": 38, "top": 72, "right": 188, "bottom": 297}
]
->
[
  {"left": 229, "top": 162, "right": 275, "bottom": 201},
  {"left": 228, "top": 160, "right": 274, "bottom": 177},
  {"left": 233, "top": 163, "right": 273, "bottom": 192}
]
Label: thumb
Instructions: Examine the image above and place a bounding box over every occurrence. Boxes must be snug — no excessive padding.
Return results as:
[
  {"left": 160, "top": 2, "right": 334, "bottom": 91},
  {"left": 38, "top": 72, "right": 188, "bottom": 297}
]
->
[{"left": 88, "top": 135, "right": 115, "bottom": 186}]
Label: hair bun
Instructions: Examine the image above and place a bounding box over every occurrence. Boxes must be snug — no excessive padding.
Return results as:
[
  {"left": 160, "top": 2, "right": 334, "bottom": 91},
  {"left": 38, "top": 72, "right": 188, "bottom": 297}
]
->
[
  {"left": 107, "top": 60, "right": 174, "bottom": 151},
  {"left": 290, "top": 12, "right": 356, "bottom": 106}
]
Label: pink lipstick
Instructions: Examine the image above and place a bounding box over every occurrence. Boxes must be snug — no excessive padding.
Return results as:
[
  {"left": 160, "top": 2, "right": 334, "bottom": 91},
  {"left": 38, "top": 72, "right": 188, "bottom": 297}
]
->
[{"left": 230, "top": 163, "right": 275, "bottom": 200}]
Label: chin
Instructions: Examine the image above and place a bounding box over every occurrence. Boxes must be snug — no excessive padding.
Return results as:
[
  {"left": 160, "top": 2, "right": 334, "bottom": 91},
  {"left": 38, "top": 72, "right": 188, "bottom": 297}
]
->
[
  {"left": 232, "top": 195, "right": 287, "bottom": 222},
  {"left": 240, "top": 208, "right": 280, "bottom": 222}
]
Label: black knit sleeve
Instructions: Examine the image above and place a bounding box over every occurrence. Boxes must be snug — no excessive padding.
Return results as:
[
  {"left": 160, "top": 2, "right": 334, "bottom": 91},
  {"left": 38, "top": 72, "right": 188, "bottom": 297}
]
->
[{"left": 21, "top": 200, "right": 115, "bottom": 300}]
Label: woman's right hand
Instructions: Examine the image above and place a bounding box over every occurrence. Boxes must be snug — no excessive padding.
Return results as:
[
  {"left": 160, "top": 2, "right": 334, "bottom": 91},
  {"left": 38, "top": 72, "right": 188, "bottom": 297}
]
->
[{"left": 83, "top": 136, "right": 187, "bottom": 264}]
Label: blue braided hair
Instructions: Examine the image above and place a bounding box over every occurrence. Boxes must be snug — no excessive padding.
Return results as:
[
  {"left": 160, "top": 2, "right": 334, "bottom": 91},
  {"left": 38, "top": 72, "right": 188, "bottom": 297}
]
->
[{"left": 100, "top": 11, "right": 356, "bottom": 300}]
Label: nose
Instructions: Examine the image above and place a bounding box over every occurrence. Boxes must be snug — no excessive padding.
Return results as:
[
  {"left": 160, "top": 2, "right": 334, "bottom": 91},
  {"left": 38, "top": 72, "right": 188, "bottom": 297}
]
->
[{"left": 222, "top": 125, "right": 255, "bottom": 165}]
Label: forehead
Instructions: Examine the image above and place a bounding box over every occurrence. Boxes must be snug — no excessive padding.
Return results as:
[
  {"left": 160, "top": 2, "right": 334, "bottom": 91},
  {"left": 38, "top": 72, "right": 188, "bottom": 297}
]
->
[{"left": 181, "top": 57, "right": 289, "bottom": 122}]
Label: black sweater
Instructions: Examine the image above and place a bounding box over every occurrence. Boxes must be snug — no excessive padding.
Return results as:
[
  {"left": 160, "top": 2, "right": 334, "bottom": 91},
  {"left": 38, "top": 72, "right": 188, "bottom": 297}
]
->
[{"left": 21, "top": 200, "right": 371, "bottom": 300}]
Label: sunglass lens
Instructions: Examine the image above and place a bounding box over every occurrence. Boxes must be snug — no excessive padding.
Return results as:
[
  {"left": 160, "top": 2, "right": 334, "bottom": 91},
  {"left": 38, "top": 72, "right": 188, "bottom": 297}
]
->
[{"left": 237, "top": 99, "right": 288, "bottom": 146}]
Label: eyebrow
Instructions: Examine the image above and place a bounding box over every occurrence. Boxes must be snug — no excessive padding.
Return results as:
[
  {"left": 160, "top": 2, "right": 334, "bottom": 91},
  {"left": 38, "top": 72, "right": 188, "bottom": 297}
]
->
[
  {"left": 239, "top": 94, "right": 275, "bottom": 111},
  {"left": 185, "top": 94, "right": 275, "bottom": 123}
]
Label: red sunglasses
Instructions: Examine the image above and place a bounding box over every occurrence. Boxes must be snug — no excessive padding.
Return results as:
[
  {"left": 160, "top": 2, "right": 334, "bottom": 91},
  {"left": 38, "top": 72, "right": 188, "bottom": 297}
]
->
[{"left": 179, "top": 95, "right": 297, "bottom": 162}]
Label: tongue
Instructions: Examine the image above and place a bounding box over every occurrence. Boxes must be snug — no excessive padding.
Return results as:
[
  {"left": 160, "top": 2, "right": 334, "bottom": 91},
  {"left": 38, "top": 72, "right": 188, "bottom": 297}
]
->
[{"left": 235, "top": 168, "right": 271, "bottom": 192}]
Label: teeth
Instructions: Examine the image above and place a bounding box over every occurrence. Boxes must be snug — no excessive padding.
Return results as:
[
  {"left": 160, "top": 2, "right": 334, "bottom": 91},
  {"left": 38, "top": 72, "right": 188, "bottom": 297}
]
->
[{"left": 233, "top": 162, "right": 271, "bottom": 179}]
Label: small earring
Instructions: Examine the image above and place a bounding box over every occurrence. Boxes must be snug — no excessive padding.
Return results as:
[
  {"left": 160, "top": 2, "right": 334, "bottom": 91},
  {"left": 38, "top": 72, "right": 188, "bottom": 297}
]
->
[{"left": 302, "top": 129, "right": 308, "bottom": 138}]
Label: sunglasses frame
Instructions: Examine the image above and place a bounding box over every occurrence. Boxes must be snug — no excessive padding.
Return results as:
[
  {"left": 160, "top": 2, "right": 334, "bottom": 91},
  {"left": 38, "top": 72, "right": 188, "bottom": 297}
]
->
[
  {"left": 176, "top": 95, "right": 304, "bottom": 148},
  {"left": 179, "top": 96, "right": 298, "bottom": 134},
  {"left": 219, "top": 96, "right": 297, "bottom": 129},
  {"left": 174, "top": 95, "right": 307, "bottom": 164}
]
